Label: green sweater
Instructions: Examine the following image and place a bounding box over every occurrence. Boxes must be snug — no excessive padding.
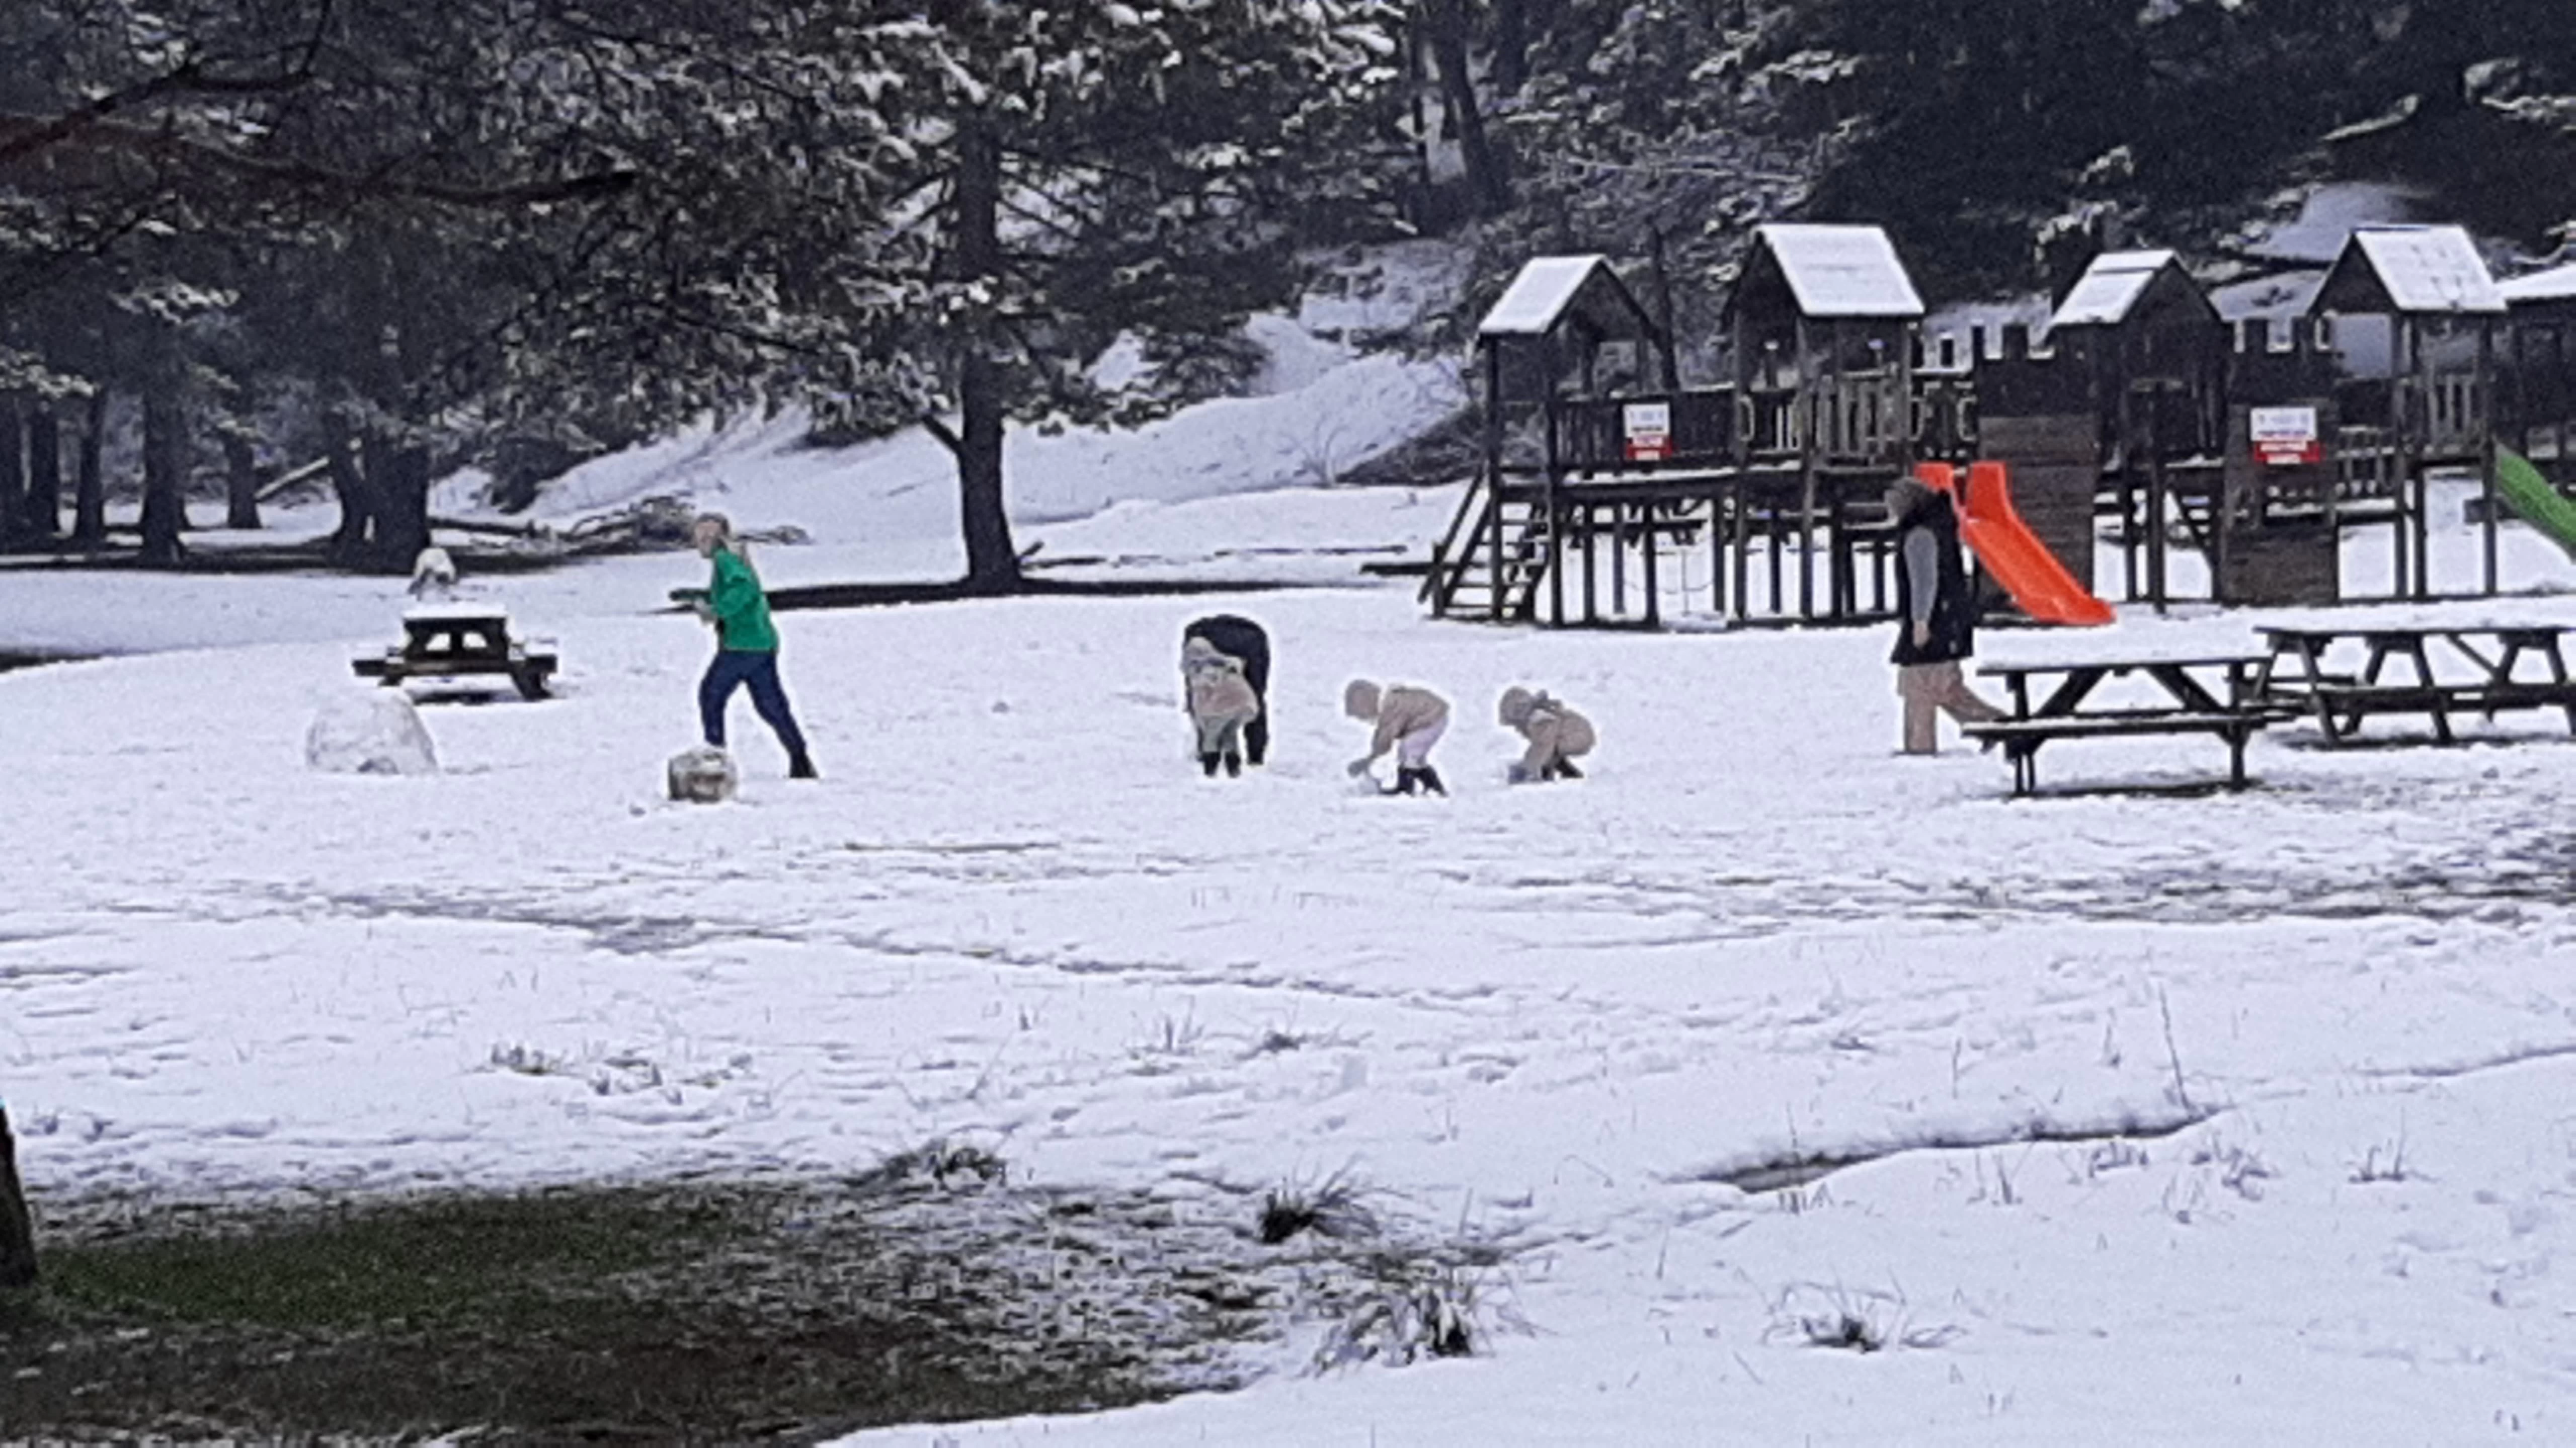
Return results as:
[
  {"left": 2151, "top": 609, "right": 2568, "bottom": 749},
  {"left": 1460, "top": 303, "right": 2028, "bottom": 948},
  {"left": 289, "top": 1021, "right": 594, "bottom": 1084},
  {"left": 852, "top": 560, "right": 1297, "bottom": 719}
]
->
[{"left": 707, "top": 546, "right": 779, "bottom": 653}]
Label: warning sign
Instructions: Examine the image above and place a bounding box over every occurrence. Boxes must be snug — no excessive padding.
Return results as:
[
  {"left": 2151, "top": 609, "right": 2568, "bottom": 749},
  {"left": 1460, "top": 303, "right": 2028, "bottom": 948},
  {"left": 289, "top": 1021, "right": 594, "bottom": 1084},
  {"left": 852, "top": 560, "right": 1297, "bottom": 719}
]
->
[
  {"left": 2251, "top": 406, "right": 2322, "bottom": 467},
  {"left": 1623, "top": 401, "right": 1672, "bottom": 463}
]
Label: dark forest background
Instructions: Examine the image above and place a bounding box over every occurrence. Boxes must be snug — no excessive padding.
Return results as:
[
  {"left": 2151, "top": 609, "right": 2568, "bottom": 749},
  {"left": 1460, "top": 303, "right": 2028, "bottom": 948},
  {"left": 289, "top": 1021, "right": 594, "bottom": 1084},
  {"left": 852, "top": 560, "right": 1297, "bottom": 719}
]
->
[{"left": 2, "top": 0, "right": 2568, "bottom": 579}]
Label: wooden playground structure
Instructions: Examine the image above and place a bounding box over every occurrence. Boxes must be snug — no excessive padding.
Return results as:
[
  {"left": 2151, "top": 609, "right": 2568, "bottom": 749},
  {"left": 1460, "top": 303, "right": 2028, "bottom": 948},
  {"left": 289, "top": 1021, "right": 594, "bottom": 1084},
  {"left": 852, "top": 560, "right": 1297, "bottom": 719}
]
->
[{"left": 1425, "top": 223, "right": 2576, "bottom": 627}]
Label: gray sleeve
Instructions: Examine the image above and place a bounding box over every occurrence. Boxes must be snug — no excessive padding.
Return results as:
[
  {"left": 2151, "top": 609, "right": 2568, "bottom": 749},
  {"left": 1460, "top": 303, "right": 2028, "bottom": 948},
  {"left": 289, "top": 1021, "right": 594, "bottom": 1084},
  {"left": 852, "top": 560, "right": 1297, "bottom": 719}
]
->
[{"left": 1903, "top": 527, "right": 1941, "bottom": 625}]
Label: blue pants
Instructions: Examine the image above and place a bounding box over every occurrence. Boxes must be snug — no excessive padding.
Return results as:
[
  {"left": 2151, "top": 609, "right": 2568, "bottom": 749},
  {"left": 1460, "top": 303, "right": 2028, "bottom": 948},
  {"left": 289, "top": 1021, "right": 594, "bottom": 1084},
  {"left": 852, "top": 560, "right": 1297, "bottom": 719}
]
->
[{"left": 699, "top": 651, "right": 808, "bottom": 758}]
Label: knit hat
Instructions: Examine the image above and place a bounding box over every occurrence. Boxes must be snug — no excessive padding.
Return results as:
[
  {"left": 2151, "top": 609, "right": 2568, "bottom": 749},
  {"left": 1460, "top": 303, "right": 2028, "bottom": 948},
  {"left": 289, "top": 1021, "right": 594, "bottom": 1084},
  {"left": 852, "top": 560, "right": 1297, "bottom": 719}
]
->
[{"left": 1342, "top": 679, "right": 1382, "bottom": 720}]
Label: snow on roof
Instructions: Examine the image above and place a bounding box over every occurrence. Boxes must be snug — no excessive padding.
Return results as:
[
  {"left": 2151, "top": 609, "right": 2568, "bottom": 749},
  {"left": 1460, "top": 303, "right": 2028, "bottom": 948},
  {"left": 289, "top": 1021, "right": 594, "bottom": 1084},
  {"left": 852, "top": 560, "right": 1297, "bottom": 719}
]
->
[
  {"left": 1477, "top": 255, "right": 1619, "bottom": 337},
  {"left": 2501, "top": 261, "right": 2576, "bottom": 305},
  {"left": 2336, "top": 226, "right": 2507, "bottom": 314},
  {"left": 2048, "top": 250, "right": 2180, "bottom": 329},
  {"left": 1753, "top": 224, "right": 1925, "bottom": 318}
]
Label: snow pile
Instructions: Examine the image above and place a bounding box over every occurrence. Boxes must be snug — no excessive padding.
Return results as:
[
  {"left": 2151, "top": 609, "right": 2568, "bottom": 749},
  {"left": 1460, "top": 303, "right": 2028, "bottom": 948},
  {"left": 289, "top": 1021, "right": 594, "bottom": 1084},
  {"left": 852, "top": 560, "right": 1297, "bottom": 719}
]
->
[
  {"left": 665, "top": 745, "right": 738, "bottom": 803},
  {"left": 303, "top": 690, "right": 439, "bottom": 776}
]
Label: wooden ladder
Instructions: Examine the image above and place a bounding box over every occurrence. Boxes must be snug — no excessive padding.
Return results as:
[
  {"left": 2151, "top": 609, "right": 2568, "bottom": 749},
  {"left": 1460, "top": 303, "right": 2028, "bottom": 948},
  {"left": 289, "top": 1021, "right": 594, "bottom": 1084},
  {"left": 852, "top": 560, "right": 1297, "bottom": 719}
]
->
[{"left": 1422, "top": 472, "right": 1553, "bottom": 622}]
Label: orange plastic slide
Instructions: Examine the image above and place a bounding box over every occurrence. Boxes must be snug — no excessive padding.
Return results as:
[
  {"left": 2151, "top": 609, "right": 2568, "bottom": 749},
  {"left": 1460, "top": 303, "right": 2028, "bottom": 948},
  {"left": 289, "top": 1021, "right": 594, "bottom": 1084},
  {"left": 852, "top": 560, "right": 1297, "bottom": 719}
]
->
[{"left": 1912, "top": 461, "right": 2115, "bottom": 627}]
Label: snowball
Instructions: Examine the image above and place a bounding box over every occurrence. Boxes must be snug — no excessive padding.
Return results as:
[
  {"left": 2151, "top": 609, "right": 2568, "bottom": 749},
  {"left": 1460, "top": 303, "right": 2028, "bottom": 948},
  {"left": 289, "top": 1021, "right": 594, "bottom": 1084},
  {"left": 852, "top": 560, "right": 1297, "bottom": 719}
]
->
[
  {"left": 305, "top": 692, "right": 440, "bottom": 776},
  {"left": 666, "top": 745, "right": 739, "bottom": 804}
]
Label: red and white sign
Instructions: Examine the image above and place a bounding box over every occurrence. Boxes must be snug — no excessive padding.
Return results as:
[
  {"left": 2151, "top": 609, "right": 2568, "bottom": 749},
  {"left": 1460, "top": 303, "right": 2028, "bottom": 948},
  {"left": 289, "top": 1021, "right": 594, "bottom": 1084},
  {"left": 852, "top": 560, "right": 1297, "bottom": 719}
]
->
[
  {"left": 2251, "top": 406, "right": 2322, "bottom": 466},
  {"left": 1623, "top": 401, "right": 1672, "bottom": 463}
]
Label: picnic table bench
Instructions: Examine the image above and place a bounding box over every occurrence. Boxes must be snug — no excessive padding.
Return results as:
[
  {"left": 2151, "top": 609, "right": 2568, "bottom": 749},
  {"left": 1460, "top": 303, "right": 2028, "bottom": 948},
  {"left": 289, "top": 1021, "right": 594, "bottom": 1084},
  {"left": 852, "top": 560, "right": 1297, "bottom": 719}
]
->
[
  {"left": 2253, "top": 624, "right": 2576, "bottom": 746},
  {"left": 1965, "top": 653, "right": 2288, "bottom": 796},
  {"left": 352, "top": 607, "right": 556, "bottom": 700}
]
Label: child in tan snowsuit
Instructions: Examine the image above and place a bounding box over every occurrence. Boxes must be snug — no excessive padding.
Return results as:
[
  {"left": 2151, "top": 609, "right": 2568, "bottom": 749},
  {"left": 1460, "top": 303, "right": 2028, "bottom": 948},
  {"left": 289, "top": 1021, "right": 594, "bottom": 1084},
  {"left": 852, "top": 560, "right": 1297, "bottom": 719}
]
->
[
  {"left": 1183, "top": 636, "right": 1261, "bottom": 778},
  {"left": 1344, "top": 679, "right": 1450, "bottom": 796},
  {"left": 1497, "top": 686, "right": 1595, "bottom": 783}
]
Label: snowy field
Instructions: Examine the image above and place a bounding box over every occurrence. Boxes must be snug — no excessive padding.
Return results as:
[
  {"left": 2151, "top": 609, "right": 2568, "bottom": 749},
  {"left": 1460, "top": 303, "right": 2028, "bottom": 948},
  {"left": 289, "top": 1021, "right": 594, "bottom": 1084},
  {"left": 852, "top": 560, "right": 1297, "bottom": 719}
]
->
[{"left": 9, "top": 485, "right": 2576, "bottom": 1441}]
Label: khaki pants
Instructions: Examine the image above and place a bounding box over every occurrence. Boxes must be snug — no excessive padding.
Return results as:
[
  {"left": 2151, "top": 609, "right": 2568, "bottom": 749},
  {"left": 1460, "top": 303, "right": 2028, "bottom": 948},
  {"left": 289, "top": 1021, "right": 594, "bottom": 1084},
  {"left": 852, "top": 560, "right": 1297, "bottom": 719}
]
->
[{"left": 1896, "top": 661, "right": 2004, "bottom": 754}]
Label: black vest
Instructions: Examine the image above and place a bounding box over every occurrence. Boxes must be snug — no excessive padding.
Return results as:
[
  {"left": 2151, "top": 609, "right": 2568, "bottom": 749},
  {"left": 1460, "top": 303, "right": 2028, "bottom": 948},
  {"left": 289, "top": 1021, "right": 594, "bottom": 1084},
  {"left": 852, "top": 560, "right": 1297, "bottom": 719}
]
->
[{"left": 1890, "top": 497, "right": 1977, "bottom": 666}]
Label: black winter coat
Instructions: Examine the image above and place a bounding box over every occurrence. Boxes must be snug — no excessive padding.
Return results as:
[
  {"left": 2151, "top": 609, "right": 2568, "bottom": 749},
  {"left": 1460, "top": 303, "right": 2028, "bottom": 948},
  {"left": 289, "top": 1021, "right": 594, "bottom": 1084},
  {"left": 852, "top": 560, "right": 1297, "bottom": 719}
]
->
[{"left": 1889, "top": 494, "right": 1978, "bottom": 666}]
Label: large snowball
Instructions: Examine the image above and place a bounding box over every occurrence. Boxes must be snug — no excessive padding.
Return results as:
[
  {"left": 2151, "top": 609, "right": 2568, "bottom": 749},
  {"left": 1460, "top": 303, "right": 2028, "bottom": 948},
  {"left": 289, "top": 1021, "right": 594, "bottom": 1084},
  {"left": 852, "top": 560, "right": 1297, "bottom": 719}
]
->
[
  {"left": 306, "top": 691, "right": 440, "bottom": 776},
  {"left": 666, "top": 745, "right": 738, "bottom": 803}
]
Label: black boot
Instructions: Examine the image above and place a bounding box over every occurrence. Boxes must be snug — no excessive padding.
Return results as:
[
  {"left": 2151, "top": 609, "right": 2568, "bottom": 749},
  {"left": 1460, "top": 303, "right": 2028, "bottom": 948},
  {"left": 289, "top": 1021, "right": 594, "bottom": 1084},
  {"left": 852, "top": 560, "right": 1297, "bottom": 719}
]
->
[
  {"left": 1223, "top": 752, "right": 1242, "bottom": 778},
  {"left": 1414, "top": 764, "right": 1447, "bottom": 797},
  {"left": 789, "top": 752, "right": 819, "bottom": 780},
  {"left": 1201, "top": 752, "right": 1222, "bottom": 777},
  {"left": 1552, "top": 759, "right": 1583, "bottom": 780},
  {"left": 1388, "top": 767, "right": 1420, "bottom": 796}
]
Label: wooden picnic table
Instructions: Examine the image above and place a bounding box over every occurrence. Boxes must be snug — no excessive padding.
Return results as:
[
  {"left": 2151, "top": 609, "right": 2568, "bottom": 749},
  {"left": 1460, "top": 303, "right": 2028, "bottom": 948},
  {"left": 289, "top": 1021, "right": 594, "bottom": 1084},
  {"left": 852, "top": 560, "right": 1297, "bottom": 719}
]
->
[
  {"left": 2252, "top": 623, "right": 2576, "bottom": 746},
  {"left": 1966, "top": 652, "right": 2284, "bottom": 796},
  {"left": 352, "top": 607, "right": 557, "bottom": 700}
]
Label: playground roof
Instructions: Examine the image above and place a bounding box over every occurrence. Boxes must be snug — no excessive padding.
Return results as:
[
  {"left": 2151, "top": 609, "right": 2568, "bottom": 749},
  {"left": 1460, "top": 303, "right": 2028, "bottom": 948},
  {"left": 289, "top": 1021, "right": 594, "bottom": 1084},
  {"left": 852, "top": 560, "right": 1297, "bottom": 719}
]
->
[
  {"left": 2049, "top": 250, "right": 2201, "bottom": 330},
  {"left": 2312, "top": 225, "right": 2507, "bottom": 315},
  {"left": 1740, "top": 224, "right": 1924, "bottom": 320},
  {"left": 1477, "top": 256, "right": 1654, "bottom": 341},
  {"left": 2501, "top": 262, "right": 2576, "bottom": 305}
]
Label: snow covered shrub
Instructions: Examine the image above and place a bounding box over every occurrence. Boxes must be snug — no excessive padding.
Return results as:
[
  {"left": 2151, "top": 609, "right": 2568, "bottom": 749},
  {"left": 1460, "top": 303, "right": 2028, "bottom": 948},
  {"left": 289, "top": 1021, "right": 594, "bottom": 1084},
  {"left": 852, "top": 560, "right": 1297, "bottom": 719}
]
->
[
  {"left": 666, "top": 745, "right": 738, "bottom": 803},
  {"left": 1772, "top": 1282, "right": 1961, "bottom": 1355},
  {"left": 1313, "top": 1256, "right": 1524, "bottom": 1370},
  {"left": 305, "top": 691, "right": 439, "bottom": 776},
  {"left": 1258, "top": 1169, "right": 1379, "bottom": 1245},
  {"left": 857, "top": 1137, "right": 1006, "bottom": 1192}
]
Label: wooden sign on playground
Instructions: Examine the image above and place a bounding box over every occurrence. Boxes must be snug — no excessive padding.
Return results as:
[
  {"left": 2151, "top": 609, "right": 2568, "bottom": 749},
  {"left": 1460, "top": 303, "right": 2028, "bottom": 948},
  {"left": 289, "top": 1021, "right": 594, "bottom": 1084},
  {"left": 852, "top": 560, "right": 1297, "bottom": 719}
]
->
[
  {"left": 1623, "top": 401, "right": 1673, "bottom": 462},
  {"left": 2251, "top": 406, "right": 2322, "bottom": 467}
]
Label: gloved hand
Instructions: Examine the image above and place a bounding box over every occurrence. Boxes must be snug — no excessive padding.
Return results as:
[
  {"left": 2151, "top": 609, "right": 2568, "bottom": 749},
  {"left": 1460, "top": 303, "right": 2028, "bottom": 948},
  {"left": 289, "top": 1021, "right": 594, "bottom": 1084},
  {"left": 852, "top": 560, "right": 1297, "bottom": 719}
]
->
[
  {"left": 1346, "top": 758, "right": 1374, "bottom": 779},
  {"left": 1506, "top": 762, "right": 1535, "bottom": 785}
]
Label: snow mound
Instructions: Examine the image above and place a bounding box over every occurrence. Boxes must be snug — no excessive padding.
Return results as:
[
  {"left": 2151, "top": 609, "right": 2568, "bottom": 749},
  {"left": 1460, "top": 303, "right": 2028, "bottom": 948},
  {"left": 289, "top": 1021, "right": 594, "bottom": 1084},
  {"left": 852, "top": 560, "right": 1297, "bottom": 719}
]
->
[
  {"left": 305, "top": 692, "right": 440, "bottom": 776},
  {"left": 665, "top": 745, "right": 739, "bottom": 803}
]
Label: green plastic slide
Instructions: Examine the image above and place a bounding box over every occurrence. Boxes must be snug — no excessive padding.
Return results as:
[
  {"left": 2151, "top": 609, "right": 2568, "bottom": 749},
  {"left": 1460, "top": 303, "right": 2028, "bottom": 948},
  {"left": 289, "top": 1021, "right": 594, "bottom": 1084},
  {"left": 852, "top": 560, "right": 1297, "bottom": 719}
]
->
[{"left": 2495, "top": 448, "right": 2576, "bottom": 560}]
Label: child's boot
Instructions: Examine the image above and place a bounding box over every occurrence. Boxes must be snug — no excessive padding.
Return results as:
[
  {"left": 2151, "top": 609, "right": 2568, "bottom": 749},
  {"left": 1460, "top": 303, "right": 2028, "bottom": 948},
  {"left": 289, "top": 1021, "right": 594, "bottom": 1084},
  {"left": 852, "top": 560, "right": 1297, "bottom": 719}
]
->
[
  {"left": 1389, "top": 767, "right": 1420, "bottom": 796},
  {"left": 1552, "top": 758, "right": 1582, "bottom": 780},
  {"left": 1201, "top": 752, "right": 1222, "bottom": 777},
  {"left": 1415, "top": 764, "right": 1448, "bottom": 797},
  {"left": 1223, "top": 752, "right": 1242, "bottom": 778}
]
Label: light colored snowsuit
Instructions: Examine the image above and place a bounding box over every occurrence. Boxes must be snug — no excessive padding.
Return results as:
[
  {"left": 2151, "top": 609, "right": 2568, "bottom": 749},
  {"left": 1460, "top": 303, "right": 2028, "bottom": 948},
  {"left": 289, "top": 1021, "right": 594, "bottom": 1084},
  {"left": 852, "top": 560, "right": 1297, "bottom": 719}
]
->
[
  {"left": 1345, "top": 680, "right": 1449, "bottom": 767},
  {"left": 1498, "top": 686, "right": 1595, "bottom": 781},
  {"left": 1184, "top": 636, "right": 1261, "bottom": 758}
]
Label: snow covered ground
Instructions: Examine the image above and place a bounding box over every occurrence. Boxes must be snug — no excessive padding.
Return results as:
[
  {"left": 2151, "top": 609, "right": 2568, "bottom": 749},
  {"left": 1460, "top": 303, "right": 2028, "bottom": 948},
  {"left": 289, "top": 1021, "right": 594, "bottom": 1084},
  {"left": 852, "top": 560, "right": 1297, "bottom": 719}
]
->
[
  {"left": 11, "top": 258, "right": 2576, "bottom": 1435},
  {"left": 9, "top": 493, "right": 2576, "bottom": 1441}
]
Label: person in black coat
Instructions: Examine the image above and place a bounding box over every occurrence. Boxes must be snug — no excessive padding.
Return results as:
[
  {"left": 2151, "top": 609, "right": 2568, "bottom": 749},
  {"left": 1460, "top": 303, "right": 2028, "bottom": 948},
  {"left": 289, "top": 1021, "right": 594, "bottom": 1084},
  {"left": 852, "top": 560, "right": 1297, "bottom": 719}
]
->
[
  {"left": 1182, "top": 614, "right": 1271, "bottom": 765},
  {"left": 1887, "top": 477, "right": 2004, "bottom": 754}
]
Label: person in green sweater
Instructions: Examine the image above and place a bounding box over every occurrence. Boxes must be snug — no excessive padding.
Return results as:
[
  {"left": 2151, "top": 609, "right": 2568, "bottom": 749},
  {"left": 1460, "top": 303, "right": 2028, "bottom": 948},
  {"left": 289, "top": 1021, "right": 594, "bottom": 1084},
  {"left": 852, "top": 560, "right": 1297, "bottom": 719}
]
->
[{"left": 679, "top": 514, "right": 817, "bottom": 779}]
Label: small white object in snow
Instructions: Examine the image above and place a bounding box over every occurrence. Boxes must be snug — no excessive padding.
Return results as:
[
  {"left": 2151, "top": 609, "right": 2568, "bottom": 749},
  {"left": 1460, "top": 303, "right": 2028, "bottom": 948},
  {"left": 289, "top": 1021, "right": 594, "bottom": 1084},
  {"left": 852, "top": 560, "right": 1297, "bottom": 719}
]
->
[
  {"left": 305, "top": 692, "right": 439, "bottom": 776},
  {"left": 666, "top": 745, "right": 739, "bottom": 803}
]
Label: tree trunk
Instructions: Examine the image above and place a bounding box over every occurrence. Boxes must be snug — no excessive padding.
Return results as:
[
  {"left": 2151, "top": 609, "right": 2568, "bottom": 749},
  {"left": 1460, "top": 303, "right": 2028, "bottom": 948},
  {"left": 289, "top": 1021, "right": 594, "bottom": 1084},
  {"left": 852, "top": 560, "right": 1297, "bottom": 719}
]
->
[
  {"left": 372, "top": 439, "right": 431, "bottom": 571},
  {"left": 26, "top": 401, "right": 61, "bottom": 538},
  {"left": 323, "top": 411, "right": 377, "bottom": 565},
  {"left": 1422, "top": 0, "right": 1512, "bottom": 217},
  {"left": 222, "top": 430, "right": 263, "bottom": 531},
  {"left": 0, "top": 395, "right": 22, "bottom": 544},
  {"left": 950, "top": 124, "right": 1021, "bottom": 593},
  {"left": 0, "top": 1106, "right": 35, "bottom": 1291},
  {"left": 139, "top": 352, "right": 188, "bottom": 566},
  {"left": 72, "top": 388, "right": 106, "bottom": 546},
  {"left": 1494, "top": 0, "right": 1531, "bottom": 95}
]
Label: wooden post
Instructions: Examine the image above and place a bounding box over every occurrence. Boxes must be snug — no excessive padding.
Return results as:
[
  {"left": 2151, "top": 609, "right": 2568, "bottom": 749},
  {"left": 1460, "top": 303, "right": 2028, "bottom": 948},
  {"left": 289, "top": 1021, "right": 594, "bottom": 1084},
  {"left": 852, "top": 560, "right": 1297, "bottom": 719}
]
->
[
  {"left": 1581, "top": 504, "right": 1598, "bottom": 624},
  {"left": 1797, "top": 316, "right": 1819, "bottom": 619},
  {"left": 1642, "top": 503, "right": 1661, "bottom": 627},
  {"left": 2479, "top": 318, "right": 2499, "bottom": 597},
  {"left": 0, "top": 1104, "right": 35, "bottom": 1290}
]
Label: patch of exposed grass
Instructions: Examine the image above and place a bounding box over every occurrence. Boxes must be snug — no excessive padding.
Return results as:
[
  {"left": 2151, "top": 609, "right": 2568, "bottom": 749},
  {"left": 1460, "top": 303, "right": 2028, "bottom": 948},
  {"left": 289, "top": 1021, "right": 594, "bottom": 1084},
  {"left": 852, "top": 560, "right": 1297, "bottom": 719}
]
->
[{"left": 0, "top": 1176, "right": 1223, "bottom": 1443}]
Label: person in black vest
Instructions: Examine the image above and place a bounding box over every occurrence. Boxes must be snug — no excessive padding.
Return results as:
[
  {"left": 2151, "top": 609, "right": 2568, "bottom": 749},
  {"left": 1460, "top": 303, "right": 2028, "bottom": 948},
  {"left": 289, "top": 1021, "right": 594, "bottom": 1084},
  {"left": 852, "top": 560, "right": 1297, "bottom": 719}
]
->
[
  {"left": 1182, "top": 614, "right": 1271, "bottom": 765},
  {"left": 1887, "top": 476, "right": 2004, "bottom": 754}
]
